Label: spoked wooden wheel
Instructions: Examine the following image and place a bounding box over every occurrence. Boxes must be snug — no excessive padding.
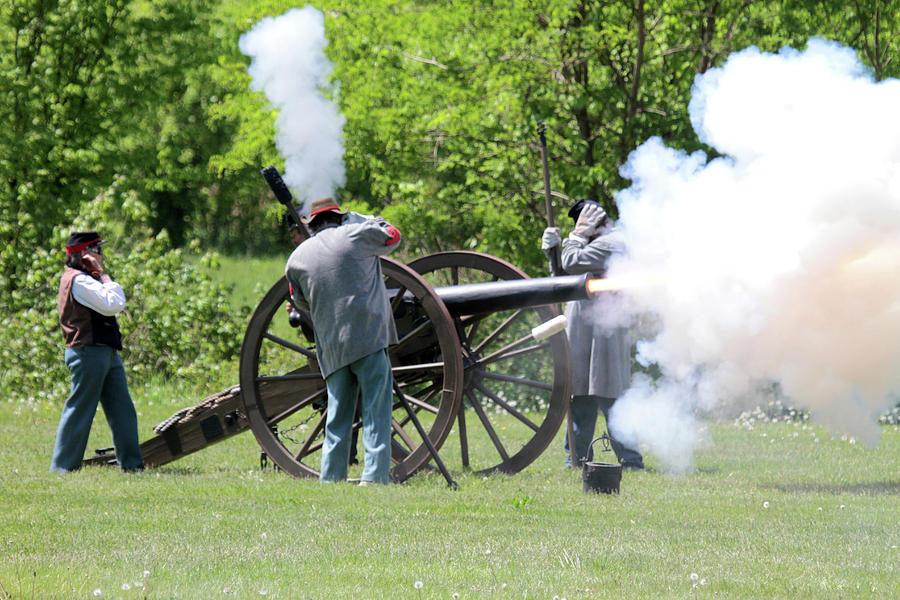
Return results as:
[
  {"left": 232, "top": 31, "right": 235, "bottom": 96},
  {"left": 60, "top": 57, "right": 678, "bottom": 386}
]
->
[
  {"left": 239, "top": 258, "right": 463, "bottom": 482},
  {"left": 407, "top": 251, "right": 571, "bottom": 474}
]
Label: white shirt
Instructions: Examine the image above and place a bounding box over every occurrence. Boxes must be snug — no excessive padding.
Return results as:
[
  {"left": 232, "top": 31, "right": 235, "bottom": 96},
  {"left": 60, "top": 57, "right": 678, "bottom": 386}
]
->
[{"left": 71, "top": 273, "right": 126, "bottom": 316}]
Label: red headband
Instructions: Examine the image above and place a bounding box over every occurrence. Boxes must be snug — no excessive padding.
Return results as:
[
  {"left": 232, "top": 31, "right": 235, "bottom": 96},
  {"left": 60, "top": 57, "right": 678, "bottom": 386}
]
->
[
  {"left": 65, "top": 238, "right": 102, "bottom": 254},
  {"left": 310, "top": 205, "right": 341, "bottom": 217}
]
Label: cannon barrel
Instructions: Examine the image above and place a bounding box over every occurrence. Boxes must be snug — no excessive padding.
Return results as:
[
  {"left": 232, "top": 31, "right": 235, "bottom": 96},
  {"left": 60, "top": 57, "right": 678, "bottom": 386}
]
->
[{"left": 433, "top": 273, "right": 593, "bottom": 315}]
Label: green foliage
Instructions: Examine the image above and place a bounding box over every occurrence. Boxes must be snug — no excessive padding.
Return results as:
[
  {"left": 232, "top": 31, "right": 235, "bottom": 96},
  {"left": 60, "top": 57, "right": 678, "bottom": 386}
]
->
[
  {"left": 204, "top": 0, "right": 900, "bottom": 274},
  {"left": 0, "top": 180, "right": 246, "bottom": 408},
  {"left": 5, "top": 0, "right": 900, "bottom": 395}
]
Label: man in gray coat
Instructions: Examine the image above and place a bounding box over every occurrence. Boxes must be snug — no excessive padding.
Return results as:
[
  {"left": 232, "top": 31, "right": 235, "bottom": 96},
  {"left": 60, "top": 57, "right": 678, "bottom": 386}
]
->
[
  {"left": 285, "top": 198, "right": 402, "bottom": 484},
  {"left": 543, "top": 200, "right": 644, "bottom": 469}
]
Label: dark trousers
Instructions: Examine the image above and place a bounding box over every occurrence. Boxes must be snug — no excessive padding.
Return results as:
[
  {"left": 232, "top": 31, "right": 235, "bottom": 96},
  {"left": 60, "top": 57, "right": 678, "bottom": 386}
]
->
[
  {"left": 565, "top": 395, "right": 643, "bottom": 467},
  {"left": 51, "top": 346, "right": 144, "bottom": 472}
]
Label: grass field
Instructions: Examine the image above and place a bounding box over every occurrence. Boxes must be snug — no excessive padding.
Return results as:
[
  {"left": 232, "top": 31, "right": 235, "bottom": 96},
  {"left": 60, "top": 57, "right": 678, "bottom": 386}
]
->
[
  {"left": 196, "top": 253, "right": 291, "bottom": 314},
  {"left": 5, "top": 255, "right": 899, "bottom": 598},
  {"left": 2, "top": 380, "right": 898, "bottom": 599}
]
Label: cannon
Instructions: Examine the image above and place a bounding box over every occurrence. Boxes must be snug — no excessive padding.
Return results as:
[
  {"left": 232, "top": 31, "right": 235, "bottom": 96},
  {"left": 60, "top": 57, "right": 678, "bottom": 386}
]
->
[
  {"left": 239, "top": 257, "right": 594, "bottom": 482},
  {"left": 85, "top": 251, "right": 595, "bottom": 481},
  {"left": 87, "top": 166, "right": 599, "bottom": 482}
]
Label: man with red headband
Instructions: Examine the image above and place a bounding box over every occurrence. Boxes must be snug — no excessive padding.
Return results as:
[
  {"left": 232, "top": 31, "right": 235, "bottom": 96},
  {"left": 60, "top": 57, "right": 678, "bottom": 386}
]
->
[
  {"left": 285, "top": 198, "right": 402, "bottom": 485},
  {"left": 51, "top": 231, "right": 144, "bottom": 473}
]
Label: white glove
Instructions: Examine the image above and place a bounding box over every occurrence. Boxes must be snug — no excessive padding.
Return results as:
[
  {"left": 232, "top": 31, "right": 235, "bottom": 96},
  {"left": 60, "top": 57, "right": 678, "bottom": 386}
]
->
[
  {"left": 572, "top": 203, "right": 606, "bottom": 239},
  {"left": 541, "top": 227, "right": 561, "bottom": 250}
]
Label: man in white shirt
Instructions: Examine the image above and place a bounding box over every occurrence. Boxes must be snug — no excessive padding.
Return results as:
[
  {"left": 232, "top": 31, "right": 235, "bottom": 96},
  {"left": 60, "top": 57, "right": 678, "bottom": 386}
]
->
[{"left": 50, "top": 231, "right": 144, "bottom": 473}]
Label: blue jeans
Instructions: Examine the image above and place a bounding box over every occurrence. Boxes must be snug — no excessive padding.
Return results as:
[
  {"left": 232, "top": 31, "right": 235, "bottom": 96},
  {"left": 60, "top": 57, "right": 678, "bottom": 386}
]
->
[
  {"left": 565, "top": 395, "right": 643, "bottom": 468},
  {"left": 50, "top": 346, "right": 144, "bottom": 473},
  {"left": 320, "top": 349, "right": 393, "bottom": 483}
]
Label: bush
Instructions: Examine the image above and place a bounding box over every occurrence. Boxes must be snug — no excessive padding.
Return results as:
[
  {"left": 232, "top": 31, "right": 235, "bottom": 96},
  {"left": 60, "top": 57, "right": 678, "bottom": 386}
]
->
[{"left": 0, "top": 181, "right": 246, "bottom": 417}]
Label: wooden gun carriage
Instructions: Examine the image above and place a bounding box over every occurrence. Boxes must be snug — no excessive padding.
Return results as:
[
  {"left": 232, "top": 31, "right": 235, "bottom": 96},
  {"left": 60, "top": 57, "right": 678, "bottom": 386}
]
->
[{"left": 88, "top": 253, "right": 595, "bottom": 482}]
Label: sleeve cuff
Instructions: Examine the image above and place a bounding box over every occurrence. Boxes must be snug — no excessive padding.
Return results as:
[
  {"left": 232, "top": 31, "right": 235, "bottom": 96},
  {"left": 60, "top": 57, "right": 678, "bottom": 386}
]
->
[{"left": 568, "top": 233, "right": 589, "bottom": 245}]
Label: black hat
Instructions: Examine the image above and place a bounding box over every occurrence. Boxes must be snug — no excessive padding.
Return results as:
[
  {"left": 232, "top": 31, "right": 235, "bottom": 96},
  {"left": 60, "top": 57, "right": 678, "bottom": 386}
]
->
[
  {"left": 65, "top": 231, "right": 105, "bottom": 255},
  {"left": 567, "top": 198, "right": 606, "bottom": 223}
]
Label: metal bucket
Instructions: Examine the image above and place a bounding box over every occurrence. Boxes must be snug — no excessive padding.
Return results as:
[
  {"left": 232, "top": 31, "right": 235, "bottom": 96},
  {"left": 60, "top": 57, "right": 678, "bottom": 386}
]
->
[
  {"left": 581, "top": 435, "right": 621, "bottom": 494},
  {"left": 582, "top": 461, "right": 622, "bottom": 494}
]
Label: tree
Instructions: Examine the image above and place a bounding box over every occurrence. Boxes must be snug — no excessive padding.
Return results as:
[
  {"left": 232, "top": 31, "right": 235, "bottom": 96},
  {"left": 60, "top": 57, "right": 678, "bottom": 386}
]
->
[{"left": 0, "top": 0, "right": 247, "bottom": 403}]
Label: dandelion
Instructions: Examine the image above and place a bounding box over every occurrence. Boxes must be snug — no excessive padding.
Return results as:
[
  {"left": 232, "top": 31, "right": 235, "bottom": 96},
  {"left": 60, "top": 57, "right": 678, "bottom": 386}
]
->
[
  {"left": 840, "top": 504, "right": 846, "bottom": 509},
  {"left": 261, "top": 532, "right": 268, "bottom": 540},
  {"left": 414, "top": 581, "right": 424, "bottom": 589},
  {"left": 690, "top": 573, "right": 699, "bottom": 582},
  {"left": 121, "top": 583, "right": 131, "bottom": 591},
  {"left": 93, "top": 590, "right": 102, "bottom": 597},
  {"left": 700, "top": 578, "right": 708, "bottom": 586},
  {"left": 143, "top": 570, "right": 150, "bottom": 578},
  {"left": 763, "top": 501, "right": 770, "bottom": 509},
  {"left": 452, "top": 594, "right": 460, "bottom": 599},
  {"left": 485, "top": 549, "right": 492, "bottom": 555}
]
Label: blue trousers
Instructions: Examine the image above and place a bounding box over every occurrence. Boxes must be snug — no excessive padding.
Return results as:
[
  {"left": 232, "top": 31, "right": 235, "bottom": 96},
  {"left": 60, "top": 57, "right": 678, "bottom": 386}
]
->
[
  {"left": 320, "top": 349, "right": 393, "bottom": 483},
  {"left": 565, "top": 395, "right": 643, "bottom": 468},
  {"left": 50, "top": 346, "right": 144, "bottom": 473}
]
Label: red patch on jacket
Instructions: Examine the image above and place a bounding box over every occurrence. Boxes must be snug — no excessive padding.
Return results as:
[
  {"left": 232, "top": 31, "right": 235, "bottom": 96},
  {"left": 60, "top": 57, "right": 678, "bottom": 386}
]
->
[{"left": 384, "top": 225, "right": 401, "bottom": 245}]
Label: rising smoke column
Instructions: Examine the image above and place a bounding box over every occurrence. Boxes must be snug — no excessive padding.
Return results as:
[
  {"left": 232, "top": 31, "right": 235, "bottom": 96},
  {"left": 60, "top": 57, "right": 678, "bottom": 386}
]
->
[
  {"left": 607, "top": 39, "right": 900, "bottom": 471},
  {"left": 239, "top": 6, "right": 346, "bottom": 208}
]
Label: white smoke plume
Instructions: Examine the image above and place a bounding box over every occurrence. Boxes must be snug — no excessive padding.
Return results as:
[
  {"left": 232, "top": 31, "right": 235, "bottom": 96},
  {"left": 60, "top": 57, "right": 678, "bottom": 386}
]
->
[
  {"left": 608, "top": 38, "right": 900, "bottom": 471},
  {"left": 239, "top": 6, "right": 346, "bottom": 209}
]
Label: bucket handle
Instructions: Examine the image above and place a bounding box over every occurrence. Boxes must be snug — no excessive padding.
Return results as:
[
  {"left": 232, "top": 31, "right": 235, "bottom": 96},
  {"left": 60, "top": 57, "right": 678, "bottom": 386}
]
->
[{"left": 588, "top": 433, "right": 612, "bottom": 457}]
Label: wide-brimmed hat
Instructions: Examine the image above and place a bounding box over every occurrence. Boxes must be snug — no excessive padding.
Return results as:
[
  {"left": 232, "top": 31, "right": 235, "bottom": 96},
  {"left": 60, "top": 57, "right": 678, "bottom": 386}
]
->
[
  {"left": 65, "top": 231, "right": 105, "bottom": 254},
  {"left": 301, "top": 197, "right": 345, "bottom": 224}
]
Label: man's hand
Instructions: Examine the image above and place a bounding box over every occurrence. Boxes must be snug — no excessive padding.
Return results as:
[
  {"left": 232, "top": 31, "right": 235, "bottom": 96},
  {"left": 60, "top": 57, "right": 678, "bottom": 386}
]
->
[
  {"left": 541, "top": 227, "right": 561, "bottom": 250},
  {"left": 572, "top": 203, "right": 606, "bottom": 239},
  {"left": 82, "top": 252, "right": 104, "bottom": 277}
]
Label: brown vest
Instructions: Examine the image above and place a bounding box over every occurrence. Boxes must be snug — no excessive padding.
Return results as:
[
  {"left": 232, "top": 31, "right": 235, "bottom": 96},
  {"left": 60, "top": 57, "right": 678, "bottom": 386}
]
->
[{"left": 58, "top": 267, "right": 123, "bottom": 349}]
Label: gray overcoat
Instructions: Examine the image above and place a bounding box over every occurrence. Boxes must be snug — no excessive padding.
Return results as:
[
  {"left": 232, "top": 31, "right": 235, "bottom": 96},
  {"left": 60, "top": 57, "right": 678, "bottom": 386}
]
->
[
  {"left": 561, "top": 228, "right": 631, "bottom": 398},
  {"left": 285, "top": 213, "right": 400, "bottom": 378}
]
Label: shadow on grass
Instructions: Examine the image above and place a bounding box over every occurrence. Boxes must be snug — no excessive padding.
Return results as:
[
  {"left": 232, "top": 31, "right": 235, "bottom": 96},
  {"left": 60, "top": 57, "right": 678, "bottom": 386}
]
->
[
  {"left": 768, "top": 480, "right": 900, "bottom": 495},
  {"left": 152, "top": 465, "right": 204, "bottom": 476}
]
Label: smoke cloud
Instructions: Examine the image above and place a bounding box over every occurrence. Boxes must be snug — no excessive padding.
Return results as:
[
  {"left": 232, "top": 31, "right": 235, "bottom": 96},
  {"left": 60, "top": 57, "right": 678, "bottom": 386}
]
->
[
  {"left": 239, "top": 6, "right": 346, "bottom": 209},
  {"left": 608, "top": 39, "right": 900, "bottom": 471}
]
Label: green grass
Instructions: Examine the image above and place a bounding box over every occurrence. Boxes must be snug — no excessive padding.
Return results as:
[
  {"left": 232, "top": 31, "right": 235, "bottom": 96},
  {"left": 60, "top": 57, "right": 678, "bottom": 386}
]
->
[
  {"left": 7, "top": 256, "right": 898, "bottom": 598},
  {"left": 3, "top": 379, "right": 899, "bottom": 599},
  {"left": 196, "top": 253, "right": 289, "bottom": 314}
]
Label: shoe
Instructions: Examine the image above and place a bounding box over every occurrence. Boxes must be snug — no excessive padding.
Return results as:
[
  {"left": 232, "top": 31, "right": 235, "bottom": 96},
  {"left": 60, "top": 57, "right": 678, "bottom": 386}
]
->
[
  {"left": 358, "top": 480, "right": 371, "bottom": 487},
  {"left": 621, "top": 461, "right": 644, "bottom": 471}
]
